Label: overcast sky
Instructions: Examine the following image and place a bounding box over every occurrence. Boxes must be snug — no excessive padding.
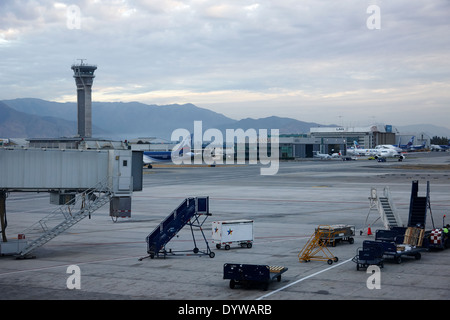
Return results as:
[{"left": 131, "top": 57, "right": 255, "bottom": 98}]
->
[{"left": 1, "top": 0, "right": 449, "bottom": 128}]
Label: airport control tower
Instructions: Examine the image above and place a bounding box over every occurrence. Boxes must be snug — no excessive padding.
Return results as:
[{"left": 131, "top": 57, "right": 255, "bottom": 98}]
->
[{"left": 71, "top": 60, "right": 97, "bottom": 138}]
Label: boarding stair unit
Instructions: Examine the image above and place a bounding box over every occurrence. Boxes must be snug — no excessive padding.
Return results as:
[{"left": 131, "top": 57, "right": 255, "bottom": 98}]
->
[
  {"left": 17, "top": 179, "right": 112, "bottom": 258},
  {"left": 408, "top": 180, "right": 430, "bottom": 228},
  {"left": 366, "top": 187, "right": 403, "bottom": 231},
  {"left": 140, "top": 196, "right": 215, "bottom": 260}
]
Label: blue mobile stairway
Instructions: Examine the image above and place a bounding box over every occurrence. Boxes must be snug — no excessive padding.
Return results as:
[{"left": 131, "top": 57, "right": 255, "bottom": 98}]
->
[{"left": 139, "top": 196, "right": 215, "bottom": 259}]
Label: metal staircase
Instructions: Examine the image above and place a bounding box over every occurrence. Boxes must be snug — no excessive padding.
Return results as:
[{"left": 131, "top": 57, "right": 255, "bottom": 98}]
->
[
  {"left": 298, "top": 225, "right": 338, "bottom": 264},
  {"left": 379, "top": 196, "right": 400, "bottom": 229},
  {"left": 408, "top": 180, "right": 429, "bottom": 228},
  {"left": 18, "top": 180, "right": 112, "bottom": 258},
  {"left": 366, "top": 187, "right": 403, "bottom": 231},
  {"left": 140, "top": 196, "right": 215, "bottom": 259}
]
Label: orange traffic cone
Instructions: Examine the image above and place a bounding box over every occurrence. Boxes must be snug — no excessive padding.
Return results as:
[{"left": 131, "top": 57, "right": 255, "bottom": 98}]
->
[{"left": 367, "top": 225, "right": 373, "bottom": 236}]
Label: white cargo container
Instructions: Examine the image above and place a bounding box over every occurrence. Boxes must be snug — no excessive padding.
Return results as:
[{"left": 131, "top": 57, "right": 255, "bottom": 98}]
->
[{"left": 212, "top": 219, "right": 253, "bottom": 250}]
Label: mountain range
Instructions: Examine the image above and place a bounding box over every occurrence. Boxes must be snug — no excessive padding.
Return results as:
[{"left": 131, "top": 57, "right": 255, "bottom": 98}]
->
[
  {"left": 1, "top": 98, "right": 449, "bottom": 140},
  {"left": 0, "top": 98, "right": 327, "bottom": 140}
]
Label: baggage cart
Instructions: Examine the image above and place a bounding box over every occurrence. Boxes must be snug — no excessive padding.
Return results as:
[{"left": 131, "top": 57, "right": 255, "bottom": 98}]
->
[
  {"left": 352, "top": 241, "right": 384, "bottom": 270},
  {"left": 223, "top": 263, "right": 288, "bottom": 291},
  {"left": 353, "top": 239, "right": 424, "bottom": 270},
  {"left": 375, "top": 228, "right": 425, "bottom": 264},
  {"left": 379, "top": 242, "right": 424, "bottom": 264},
  {"left": 316, "top": 224, "right": 355, "bottom": 246},
  {"left": 212, "top": 220, "right": 253, "bottom": 250}
]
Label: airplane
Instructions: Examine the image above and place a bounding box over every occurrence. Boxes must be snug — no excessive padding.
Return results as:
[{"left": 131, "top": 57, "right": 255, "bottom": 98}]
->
[
  {"left": 0, "top": 138, "right": 9, "bottom": 145},
  {"left": 394, "top": 136, "right": 414, "bottom": 151},
  {"left": 374, "top": 144, "right": 403, "bottom": 153},
  {"left": 431, "top": 144, "right": 449, "bottom": 152},
  {"left": 142, "top": 135, "right": 195, "bottom": 168},
  {"left": 346, "top": 141, "right": 378, "bottom": 156},
  {"left": 374, "top": 147, "right": 405, "bottom": 162},
  {"left": 395, "top": 136, "right": 427, "bottom": 152},
  {"left": 313, "top": 151, "right": 331, "bottom": 159},
  {"left": 408, "top": 139, "right": 427, "bottom": 151}
]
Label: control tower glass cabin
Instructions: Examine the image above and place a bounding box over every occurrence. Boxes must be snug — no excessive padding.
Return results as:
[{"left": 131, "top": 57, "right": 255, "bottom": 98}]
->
[{"left": 71, "top": 62, "right": 97, "bottom": 138}]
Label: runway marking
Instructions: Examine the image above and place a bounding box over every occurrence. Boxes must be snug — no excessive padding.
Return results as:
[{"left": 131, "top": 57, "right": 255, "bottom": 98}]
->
[{"left": 256, "top": 257, "right": 353, "bottom": 300}]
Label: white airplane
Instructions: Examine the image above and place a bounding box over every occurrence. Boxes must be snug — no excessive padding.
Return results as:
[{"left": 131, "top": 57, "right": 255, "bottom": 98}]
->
[
  {"left": 313, "top": 151, "right": 331, "bottom": 159},
  {"left": 374, "top": 147, "right": 405, "bottom": 161},
  {"left": 374, "top": 144, "right": 403, "bottom": 153},
  {"left": 346, "top": 141, "right": 378, "bottom": 156},
  {"left": 431, "top": 144, "right": 448, "bottom": 152}
]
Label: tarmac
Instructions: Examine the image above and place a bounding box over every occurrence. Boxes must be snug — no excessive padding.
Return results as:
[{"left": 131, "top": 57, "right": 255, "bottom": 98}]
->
[{"left": 0, "top": 152, "right": 449, "bottom": 301}]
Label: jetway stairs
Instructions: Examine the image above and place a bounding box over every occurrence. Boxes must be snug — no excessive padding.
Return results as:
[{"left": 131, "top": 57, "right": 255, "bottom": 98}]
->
[
  {"left": 141, "top": 196, "right": 215, "bottom": 259},
  {"left": 17, "top": 180, "right": 112, "bottom": 258}
]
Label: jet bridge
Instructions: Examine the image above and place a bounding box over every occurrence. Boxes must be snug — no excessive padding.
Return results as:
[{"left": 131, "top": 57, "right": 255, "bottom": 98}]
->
[{"left": 0, "top": 148, "right": 143, "bottom": 256}]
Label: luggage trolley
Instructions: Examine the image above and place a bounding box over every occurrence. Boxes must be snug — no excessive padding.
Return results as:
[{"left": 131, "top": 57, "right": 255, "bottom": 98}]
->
[
  {"left": 223, "top": 263, "right": 288, "bottom": 291},
  {"left": 375, "top": 228, "right": 425, "bottom": 264},
  {"left": 352, "top": 240, "right": 385, "bottom": 270},
  {"left": 353, "top": 227, "right": 426, "bottom": 270},
  {"left": 317, "top": 224, "right": 355, "bottom": 247}
]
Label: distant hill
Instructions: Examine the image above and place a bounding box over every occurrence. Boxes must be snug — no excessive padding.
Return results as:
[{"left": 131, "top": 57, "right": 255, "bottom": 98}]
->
[
  {"left": 0, "top": 101, "right": 77, "bottom": 138},
  {"left": 217, "top": 116, "right": 322, "bottom": 135},
  {"left": 3, "top": 98, "right": 448, "bottom": 140},
  {"left": 0, "top": 100, "right": 107, "bottom": 138},
  {"left": 0, "top": 98, "right": 326, "bottom": 140},
  {"left": 396, "top": 124, "right": 450, "bottom": 138}
]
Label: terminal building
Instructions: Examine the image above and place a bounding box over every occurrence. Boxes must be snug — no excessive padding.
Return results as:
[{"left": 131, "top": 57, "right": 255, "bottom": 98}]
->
[
  {"left": 310, "top": 124, "right": 396, "bottom": 150},
  {"left": 276, "top": 124, "right": 395, "bottom": 159}
]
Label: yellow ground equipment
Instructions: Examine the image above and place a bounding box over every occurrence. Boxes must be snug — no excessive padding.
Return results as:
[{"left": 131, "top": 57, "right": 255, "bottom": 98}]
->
[{"left": 298, "top": 225, "right": 339, "bottom": 265}]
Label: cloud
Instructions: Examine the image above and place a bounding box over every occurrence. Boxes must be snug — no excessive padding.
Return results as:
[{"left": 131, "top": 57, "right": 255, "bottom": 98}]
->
[{"left": 0, "top": 0, "right": 449, "bottom": 128}]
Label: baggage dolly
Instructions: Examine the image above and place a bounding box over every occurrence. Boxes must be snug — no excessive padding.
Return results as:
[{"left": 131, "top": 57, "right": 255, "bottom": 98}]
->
[
  {"left": 374, "top": 228, "right": 425, "bottom": 264},
  {"left": 223, "top": 263, "right": 288, "bottom": 291},
  {"left": 381, "top": 243, "right": 424, "bottom": 264},
  {"left": 317, "top": 224, "right": 355, "bottom": 247},
  {"left": 353, "top": 240, "right": 424, "bottom": 270},
  {"left": 352, "top": 241, "right": 384, "bottom": 270}
]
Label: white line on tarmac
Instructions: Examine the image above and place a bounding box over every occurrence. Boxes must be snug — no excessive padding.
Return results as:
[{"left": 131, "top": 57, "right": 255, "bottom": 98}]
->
[{"left": 256, "top": 257, "right": 353, "bottom": 300}]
